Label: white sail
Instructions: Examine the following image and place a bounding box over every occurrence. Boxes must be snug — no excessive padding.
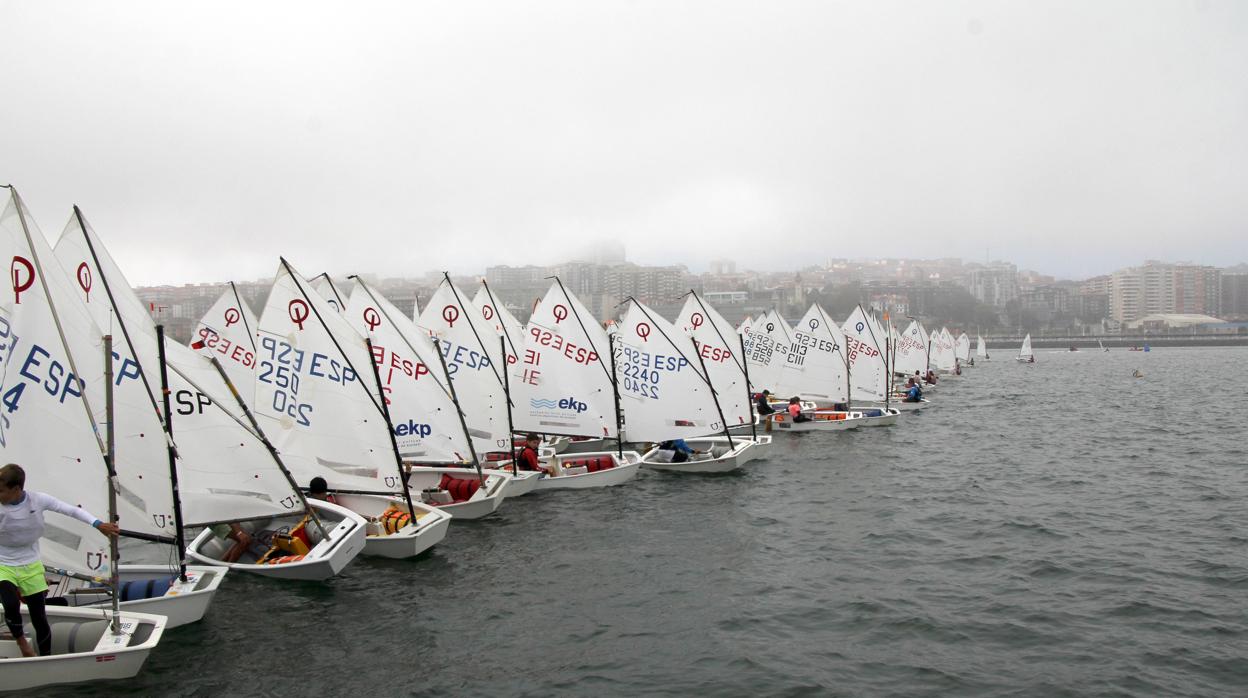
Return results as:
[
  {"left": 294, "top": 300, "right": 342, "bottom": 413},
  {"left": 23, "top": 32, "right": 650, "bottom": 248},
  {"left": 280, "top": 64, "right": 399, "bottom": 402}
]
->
[
  {"left": 673, "top": 294, "right": 752, "bottom": 426},
  {"left": 931, "top": 327, "right": 957, "bottom": 371},
  {"left": 976, "top": 334, "right": 987, "bottom": 358},
  {"left": 52, "top": 215, "right": 180, "bottom": 542},
  {"left": 0, "top": 191, "right": 115, "bottom": 575},
  {"left": 842, "top": 306, "right": 888, "bottom": 402},
  {"left": 774, "top": 304, "right": 847, "bottom": 403},
  {"left": 255, "top": 260, "right": 405, "bottom": 494},
  {"left": 310, "top": 274, "right": 347, "bottom": 313},
  {"left": 56, "top": 215, "right": 296, "bottom": 527},
  {"left": 956, "top": 332, "right": 971, "bottom": 362},
  {"left": 510, "top": 280, "right": 617, "bottom": 438},
  {"left": 894, "top": 320, "right": 927, "bottom": 376},
  {"left": 344, "top": 279, "right": 474, "bottom": 463},
  {"left": 472, "top": 284, "right": 525, "bottom": 368},
  {"left": 190, "top": 285, "right": 259, "bottom": 407},
  {"left": 743, "top": 311, "right": 791, "bottom": 393},
  {"left": 615, "top": 300, "right": 722, "bottom": 441},
  {"left": 1019, "top": 334, "right": 1033, "bottom": 360},
  {"left": 416, "top": 278, "right": 512, "bottom": 452}
]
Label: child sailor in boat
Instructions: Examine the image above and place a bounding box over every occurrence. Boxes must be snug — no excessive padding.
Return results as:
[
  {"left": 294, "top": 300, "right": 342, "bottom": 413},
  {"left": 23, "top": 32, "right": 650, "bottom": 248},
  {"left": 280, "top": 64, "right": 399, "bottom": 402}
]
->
[
  {"left": 658, "top": 439, "right": 703, "bottom": 463},
  {"left": 0, "top": 463, "right": 119, "bottom": 658},
  {"left": 517, "top": 433, "right": 554, "bottom": 476},
  {"left": 307, "top": 477, "right": 338, "bottom": 505},
  {"left": 904, "top": 379, "right": 923, "bottom": 402},
  {"left": 787, "top": 397, "right": 811, "bottom": 423}
]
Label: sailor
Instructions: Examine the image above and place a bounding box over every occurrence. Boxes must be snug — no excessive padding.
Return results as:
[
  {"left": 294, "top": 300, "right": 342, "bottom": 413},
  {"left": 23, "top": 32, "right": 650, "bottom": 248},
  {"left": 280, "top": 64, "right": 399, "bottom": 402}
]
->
[
  {"left": 307, "top": 477, "right": 337, "bottom": 504},
  {"left": 516, "top": 433, "right": 547, "bottom": 473},
  {"left": 787, "top": 397, "right": 811, "bottom": 423},
  {"left": 0, "top": 463, "right": 119, "bottom": 657},
  {"left": 658, "top": 439, "right": 700, "bottom": 463},
  {"left": 905, "top": 382, "right": 923, "bottom": 402}
]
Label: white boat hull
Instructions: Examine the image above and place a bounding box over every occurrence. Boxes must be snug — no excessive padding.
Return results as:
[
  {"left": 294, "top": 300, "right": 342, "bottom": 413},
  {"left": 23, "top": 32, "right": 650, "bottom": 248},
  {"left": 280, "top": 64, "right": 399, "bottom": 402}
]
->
[
  {"left": 768, "top": 411, "right": 865, "bottom": 431},
  {"left": 737, "top": 435, "right": 772, "bottom": 464},
  {"left": 186, "top": 499, "right": 366, "bottom": 581},
  {"left": 327, "top": 493, "right": 452, "bottom": 559},
  {"left": 641, "top": 437, "right": 753, "bottom": 473},
  {"left": 535, "top": 451, "right": 643, "bottom": 489},
  {"left": 490, "top": 468, "right": 541, "bottom": 497},
  {"left": 405, "top": 467, "right": 508, "bottom": 519},
  {"left": 55, "top": 564, "right": 226, "bottom": 629},
  {"left": 851, "top": 407, "right": 901, "bottom": 426},
  {"left": 0, "top": 607, "right": 166, "bottom": 691}
]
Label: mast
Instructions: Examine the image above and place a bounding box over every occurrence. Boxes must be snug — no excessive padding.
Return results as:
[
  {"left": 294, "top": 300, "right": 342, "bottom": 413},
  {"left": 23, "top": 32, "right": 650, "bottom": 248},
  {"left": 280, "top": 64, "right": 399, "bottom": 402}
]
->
[
  {"left": 351, "top": 276, "right": 472, "bottom": 464},
  {"left": 74, "top": 206, "right": 187, "bottom": 549},
  {"left": 607, "top": 333, "right": 625, "bottom": 460},
  {"left": 227, "top": 281, "right": 257, "bottom": 354},
  {"left": 693, "top": 339, "right": 734, "bottom": 448},
  {"left": 364, "top": 338, "right": 420, "bottom": 515},
  {"left": 155, "top": 326, "right": 188, "bottom": 579},
  {"left": 501, "top": 336, "right": 520, "bottom": 470},
  {"left": 430, "top": 337, "right": 486, "bottom": 484},
  {"left": 207, "top": 357, "right": 328, "bottom": 539},
  {"left": 737, "top": 334, "right": 758, "bottom": 439},
  {"left": 103, "top": 336, "right": 121, "bottom": 634}
]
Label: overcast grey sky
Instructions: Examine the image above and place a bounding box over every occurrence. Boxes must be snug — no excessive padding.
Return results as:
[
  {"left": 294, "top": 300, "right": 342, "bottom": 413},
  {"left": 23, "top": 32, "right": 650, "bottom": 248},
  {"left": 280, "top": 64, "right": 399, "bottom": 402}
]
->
[{"left": 2, "top": 1, "right": 1245, "bottom": 285}]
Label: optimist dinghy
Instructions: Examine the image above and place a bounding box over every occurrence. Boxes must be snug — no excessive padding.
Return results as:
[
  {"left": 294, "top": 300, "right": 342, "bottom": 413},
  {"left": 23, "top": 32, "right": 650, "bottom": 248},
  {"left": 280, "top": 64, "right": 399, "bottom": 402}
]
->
[
  {"left": 510, "top": 280, "right": 644, "bottom": 489},
  {"left": 533, "top": 451, "right": 643, "bottom": 489},
  {"left": 0, "top": 607, "right": 167, "bottom": 691},
  {"left": 641, "top": 436, "right": 754, "bottom": 473},
  {"left": 615, "top": 298, "right": 758, "bottom": 473},
  {"left": 0, "top": 188, "right": 167, "bottom": 686},
  {"left": 187, "top": 498, "right": 367, "bottom": 580}
]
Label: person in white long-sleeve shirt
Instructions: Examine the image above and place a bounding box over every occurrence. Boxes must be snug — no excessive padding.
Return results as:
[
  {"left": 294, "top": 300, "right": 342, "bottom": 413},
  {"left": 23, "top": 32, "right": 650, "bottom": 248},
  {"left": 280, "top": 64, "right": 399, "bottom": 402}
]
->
[{"left": 0, "top": 463, "right": 119, "bottom": 658}]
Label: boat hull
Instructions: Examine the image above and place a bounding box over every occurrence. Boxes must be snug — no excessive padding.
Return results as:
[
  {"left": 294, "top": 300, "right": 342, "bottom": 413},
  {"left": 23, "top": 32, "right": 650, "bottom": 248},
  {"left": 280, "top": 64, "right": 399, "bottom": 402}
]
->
[
  {"left": 768, "top": 411, "right": 865, "bottom": 431},
  {"left": 405, "top": 467, "right": 508, "bottom": 519},
  {"left": 0, "top": 607, "right": 166, "bottom": 691},
  {"left": 535, "top": 451, "right": 643, "bottom": 489},
  {"left": 186, "top": 500, "right": 366, "bottom": 581},
  {"left": 328, "top": 493, "right": 452, "bottom": 559},
  {"left": 56, "top": 564, "right": 226, "bottom": 629},
  {"left": 641, "top": 437, "right": 753, "bottom": 473}
]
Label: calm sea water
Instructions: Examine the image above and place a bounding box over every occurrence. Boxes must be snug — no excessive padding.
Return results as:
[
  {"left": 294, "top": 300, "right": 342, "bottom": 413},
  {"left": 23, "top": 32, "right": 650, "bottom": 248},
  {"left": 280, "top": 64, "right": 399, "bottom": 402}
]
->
[{"left": 52, "top": 347, "right": 1248, "bottom": 697}]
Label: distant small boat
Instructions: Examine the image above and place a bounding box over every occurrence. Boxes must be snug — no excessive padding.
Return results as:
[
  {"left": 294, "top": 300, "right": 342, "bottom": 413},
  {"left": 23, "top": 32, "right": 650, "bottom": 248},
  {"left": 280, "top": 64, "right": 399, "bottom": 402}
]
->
[{"left": 1017, "top": 334, "right": 1035, "bottom": 363}]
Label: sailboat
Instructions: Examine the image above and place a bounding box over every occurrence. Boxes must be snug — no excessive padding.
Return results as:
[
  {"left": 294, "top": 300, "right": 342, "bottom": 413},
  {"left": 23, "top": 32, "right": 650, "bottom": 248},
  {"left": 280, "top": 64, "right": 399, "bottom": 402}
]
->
[
  {"left": 0, "top": 187, "right": 166, "bottom": 687},
  {"left": 617, "top": 299, "right": 754, "bottom": 472},
  {"left": 510, "top": 279, "right": 642, "bottom": 488},
  {"left": 976, "top": 334, "right": 988, "bottom": 361},
  {"left": 841, "top": 306, "right": 900, "bottom": 426},
  {"left": 50, "top": 209, "right": 229, "bottom": 624},
  {"left": 955, "top": 332, "right": 972, "bottom": 367},
  {"left": 1017, "top": 334, "right": 1035, "bottom": 363},
  {"left": 675, "top": 291, "right": 771, "bottom": 462},
  {"left": 1099, "top": 338, "right": 1108, "bottom": 352}
]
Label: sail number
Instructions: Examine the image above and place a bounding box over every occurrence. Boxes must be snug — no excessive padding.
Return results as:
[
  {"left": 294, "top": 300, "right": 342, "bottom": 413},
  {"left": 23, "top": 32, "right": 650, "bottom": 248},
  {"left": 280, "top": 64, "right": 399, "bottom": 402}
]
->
[
  {"left": 257, "top": 336, "right": 359, "bottom": 427},
  {"left": 0, "top": 317, "right": 85, "bottom": 446}
]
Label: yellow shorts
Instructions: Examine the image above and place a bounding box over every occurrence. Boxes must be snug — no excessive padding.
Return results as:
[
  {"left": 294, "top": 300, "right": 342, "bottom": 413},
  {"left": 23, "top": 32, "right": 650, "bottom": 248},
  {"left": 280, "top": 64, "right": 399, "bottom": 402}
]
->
[{"left": 0, "top": 561, "right": 49, "bottom": 597}]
